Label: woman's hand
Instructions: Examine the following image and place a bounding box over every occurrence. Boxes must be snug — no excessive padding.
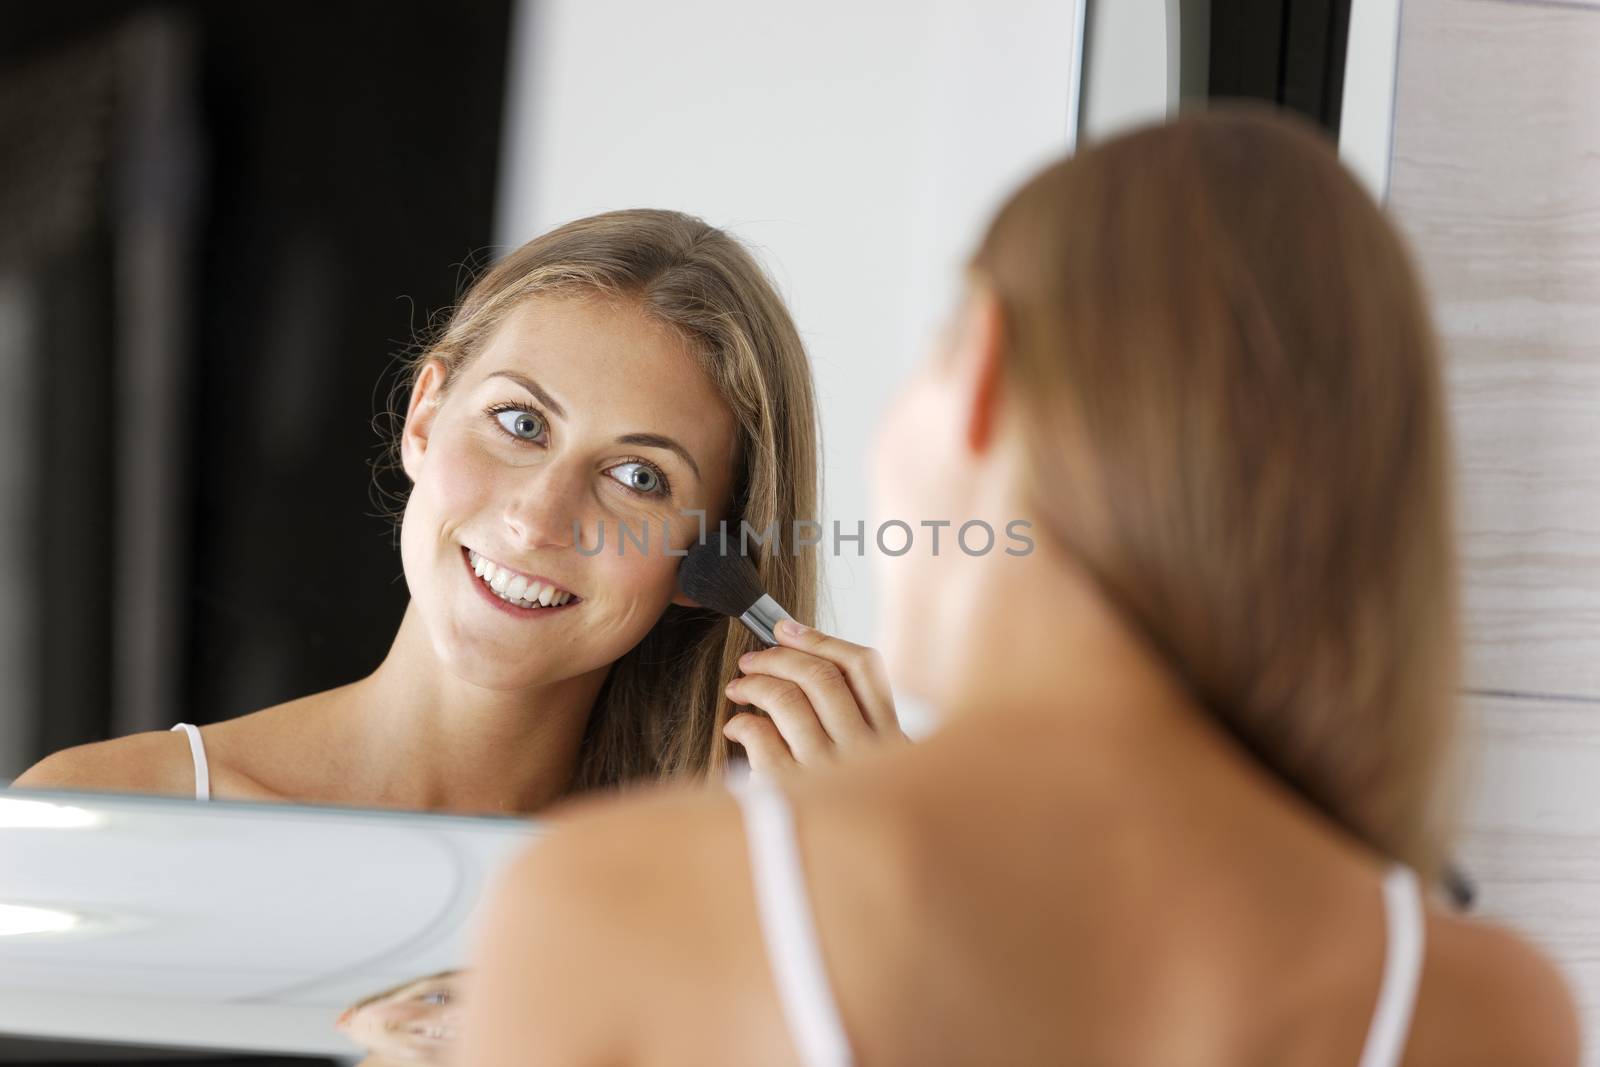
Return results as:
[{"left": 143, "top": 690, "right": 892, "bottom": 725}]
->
[{"left": 722, "top": 619, "right": 908, "bottom": 774}]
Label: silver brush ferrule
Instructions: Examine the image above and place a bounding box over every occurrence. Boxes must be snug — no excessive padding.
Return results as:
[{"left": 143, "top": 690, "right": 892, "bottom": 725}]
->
[{"left": 739, "top": 593, "right": 794, "bottom": 646}]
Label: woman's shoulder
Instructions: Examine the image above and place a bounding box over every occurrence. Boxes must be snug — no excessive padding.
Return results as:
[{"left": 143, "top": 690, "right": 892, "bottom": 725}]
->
[
  {"left": 10, "top": 695, "right": 324, "bottom": 801},
  {"left": 10, "top": 728, "right": 199, "bottom": 798},
  {"left": 1412, "top": 906, "right": 1581, "bottom": 1067},
  {"left": 460, "top": 781, "right": 765, "bottom": 1065}
]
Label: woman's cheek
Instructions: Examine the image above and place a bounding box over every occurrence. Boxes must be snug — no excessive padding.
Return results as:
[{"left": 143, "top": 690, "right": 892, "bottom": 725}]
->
[
  {"left": 428, "top": 435, "right": 503, "bottom": 520},
  {"left": 877, "top": 371, "right": 965, "bottom": 525},
  {"left": 871, "top": 389, "right": 922, "bottom": 526},
  {"left": 599, "top": 528, "right": 682, "bottom": 609}
]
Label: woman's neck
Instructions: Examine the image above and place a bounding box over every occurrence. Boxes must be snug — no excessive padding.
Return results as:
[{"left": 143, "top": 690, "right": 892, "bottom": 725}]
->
[
  {"left": 932, "top": 536, "right": 1196, "bottom": 736},
  {"left": 332, "top": 602, "right": 609, "bottom": 815},
  {"left": 924, "top": 535, "right": 1379, "bottom": 885}
]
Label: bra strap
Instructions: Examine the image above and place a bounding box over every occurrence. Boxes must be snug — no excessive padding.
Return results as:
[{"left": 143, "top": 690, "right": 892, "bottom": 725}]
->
[
  {"left": 1357, "top": 864, "right": 1425, "bottom": 1067},
  {"left": 733, "top": 775, "right": 852, "bottom": 1067},
  {"left": 169, "top": 723, "right": 211, "bottom": 801}
]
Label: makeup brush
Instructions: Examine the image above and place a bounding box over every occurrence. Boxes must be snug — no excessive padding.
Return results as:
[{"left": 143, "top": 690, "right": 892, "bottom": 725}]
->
[{"left": 678, "top": 532, "right": 794, "bottom": 645}]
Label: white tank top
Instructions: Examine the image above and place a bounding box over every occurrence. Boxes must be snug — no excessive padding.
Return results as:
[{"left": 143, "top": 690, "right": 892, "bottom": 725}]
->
[
  {"left": 170, "top": 723, "right": 211, "bottom": 801},
  {"left": 732, "top": 775, "right": 1426, "bottom": 1067}
]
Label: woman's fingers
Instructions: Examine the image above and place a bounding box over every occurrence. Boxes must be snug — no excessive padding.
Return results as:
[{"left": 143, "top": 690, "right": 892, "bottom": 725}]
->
[
  {"left": 768, "top": 620, "right": 902, "bottom": 736},
  {"left": 723, "top": 711, "right": 798, "bottom": 775},
  {"left": 733, "top": 645, "right": 875, "bottom": 748},
  {"left": 724, "top": 620, "right": 907, "bottom": 771},
  {"left": 724, "top": 675, "right": 835, "bottom": 764}
]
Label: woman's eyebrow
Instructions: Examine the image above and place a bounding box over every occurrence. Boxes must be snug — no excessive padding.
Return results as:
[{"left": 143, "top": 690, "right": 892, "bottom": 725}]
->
[
  {"left": 486, "top": 371, "right": 566, "bottom": 419},
  {"left": 618, "top": 433, "right": 702, "bottom": 483},
  {"left": 484, "top": 371, "right": 702, "bottom": 482}
]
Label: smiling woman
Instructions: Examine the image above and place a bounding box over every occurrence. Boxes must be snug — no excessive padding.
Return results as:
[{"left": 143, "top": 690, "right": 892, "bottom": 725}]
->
[
  {"left": 388, "top": 211, "right": 821, "bottom": 793},
  {"left": 14, "top": 209, "right": 900, "bottom": 814}
]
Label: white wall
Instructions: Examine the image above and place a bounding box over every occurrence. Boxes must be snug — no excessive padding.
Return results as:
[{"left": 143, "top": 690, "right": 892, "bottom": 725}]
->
[
  {"left": 1338, "top": 0, "right": 1403, "bottom": 200},
  {"left": 1080, "top": 0, "right": 1176, "bottom": 141},
  {"left": 495, "top": 0, "right": 1084, "bottom": 648}
]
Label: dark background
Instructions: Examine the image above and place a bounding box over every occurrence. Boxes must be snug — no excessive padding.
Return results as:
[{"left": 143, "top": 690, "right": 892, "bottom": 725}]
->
[
  {"left": 1211, "top": 0, "right": 1352, "bottom": 131},
  {"left": 1, "top": 0, "right": 513, "bottom": 777}
]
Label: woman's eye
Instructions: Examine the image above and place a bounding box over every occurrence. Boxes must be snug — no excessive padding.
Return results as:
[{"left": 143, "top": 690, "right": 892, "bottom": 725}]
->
[
  {"left": 608, "top": 461, "right": 666, "bottom": 496},
  {"left": 494, "top": 408, "right": 545, "bottom": 441},
  {"left": 419, "top": 990, "right": 449, "bottom": 1005}
]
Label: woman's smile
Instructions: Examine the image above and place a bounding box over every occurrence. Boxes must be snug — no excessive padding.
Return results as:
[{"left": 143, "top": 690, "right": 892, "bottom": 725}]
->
[{"left": 462, "top": 546, "right": 582, "bottom": 618}]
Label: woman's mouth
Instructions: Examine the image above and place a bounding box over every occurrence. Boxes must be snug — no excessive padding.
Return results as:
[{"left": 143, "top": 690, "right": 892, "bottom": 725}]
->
[{"left": 464, "top": 548, "right": 581, "bottom": 613}]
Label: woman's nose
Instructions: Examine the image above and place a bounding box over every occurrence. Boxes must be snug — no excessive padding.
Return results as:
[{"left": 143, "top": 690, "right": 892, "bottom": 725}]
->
[{"left": 501, "top": 465, "right": 588, "bottom": 550}]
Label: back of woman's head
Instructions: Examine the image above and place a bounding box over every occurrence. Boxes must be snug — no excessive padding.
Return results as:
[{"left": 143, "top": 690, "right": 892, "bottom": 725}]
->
[
  {"left": 973, "top": 107, "right": 1459, "bottom": 878},
  {"left": 392, "top": 208, "right": 821, "bottom": 789}
]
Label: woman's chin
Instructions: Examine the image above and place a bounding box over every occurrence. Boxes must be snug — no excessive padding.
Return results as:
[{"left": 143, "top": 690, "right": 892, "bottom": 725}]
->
[{"left": 446, "top": 657, "right": 565, "bottom": 693}]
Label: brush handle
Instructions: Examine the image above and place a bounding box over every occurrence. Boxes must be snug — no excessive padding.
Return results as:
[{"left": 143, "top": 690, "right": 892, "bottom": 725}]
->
[{"left": 739, "top": 593, "right": 794, "bottom": 646}]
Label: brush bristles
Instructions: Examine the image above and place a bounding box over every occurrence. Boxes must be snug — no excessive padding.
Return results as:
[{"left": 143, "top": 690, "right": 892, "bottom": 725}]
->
[{"left": 678, "top": 533, "right": 766, "bottom": 619}]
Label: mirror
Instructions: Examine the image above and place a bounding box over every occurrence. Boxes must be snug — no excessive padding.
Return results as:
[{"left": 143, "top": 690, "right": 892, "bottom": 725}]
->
[
  {"left": 0, "top": 787, "right": 536, "bottom": 1060},
  {"left": 3, "top": 0, "right": 1397, "bottom": 1058}
]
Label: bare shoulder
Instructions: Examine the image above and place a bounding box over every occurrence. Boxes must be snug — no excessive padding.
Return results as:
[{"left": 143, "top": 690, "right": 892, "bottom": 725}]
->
[
  {"left": 1412, "top": 909, "right": 1581, "bottom": 1067},
  {"left": 501, "top": 787, "right": 746, "bottom": 913},
  {"left": 458, "top": 785, "right": 781, "bottom": 1067},
  {"left": 11, "top": 730, "right": 197, "bottom": 798}
]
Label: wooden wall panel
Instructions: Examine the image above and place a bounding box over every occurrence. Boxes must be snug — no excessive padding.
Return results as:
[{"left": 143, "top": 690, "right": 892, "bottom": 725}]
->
[
  {"left": 1388, "top": 0, "right": 1600, "bottom": 697},
  {"left": 1387, "top": 0, "right": 1600, "bottom": 1055},
  {"left": 1459, "top": 694, "right": 1600, "bottom": 1057}
]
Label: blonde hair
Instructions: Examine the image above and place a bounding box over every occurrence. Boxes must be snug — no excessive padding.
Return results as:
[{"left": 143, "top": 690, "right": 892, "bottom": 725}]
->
[
  {"left": 386, "top": 209, "right": 821, "bottom": 790},
  {"left": 973, "top": 108, "right": 1460, "bottom": 879}
]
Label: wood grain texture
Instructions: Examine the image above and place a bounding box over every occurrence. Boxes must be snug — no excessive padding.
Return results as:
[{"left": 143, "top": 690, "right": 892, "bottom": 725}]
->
[
  {"left": 1387, "top": 0, "right": 1600, "bottom": 696},
  {"left": 1456, "top": 693, "right": 1600, "bottom": 1060},
  {"left": 1489, "top": 0, "right": 1600, "bottom": 13}
]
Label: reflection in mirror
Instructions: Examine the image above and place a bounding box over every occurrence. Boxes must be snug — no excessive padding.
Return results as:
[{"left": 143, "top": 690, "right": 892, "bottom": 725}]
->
[
  {"left": 14, "top": 194, "right": 841, "bottom": 814},
  {"left": 0, "top": 789, "right": 533, "bottom": 1060},
  {"left": 334, "top": 971, "right": 462, "bottom": 1067}
]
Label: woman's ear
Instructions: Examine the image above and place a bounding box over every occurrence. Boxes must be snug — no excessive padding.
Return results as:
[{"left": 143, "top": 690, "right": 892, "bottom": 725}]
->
[
  {"left": 400, "top": 360, "right": 449, "bottom": 483},
  {"left": 957, "top": 285, "right": 1006, "bottom": 457}
]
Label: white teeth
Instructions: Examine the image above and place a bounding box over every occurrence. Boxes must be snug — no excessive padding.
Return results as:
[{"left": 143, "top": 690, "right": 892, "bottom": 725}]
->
[{"left": 466, "top": 549, "right": 575, "bottom": 610}]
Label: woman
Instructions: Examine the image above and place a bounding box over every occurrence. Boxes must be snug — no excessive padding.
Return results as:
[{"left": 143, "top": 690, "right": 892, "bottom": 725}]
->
[
  {"left": 335, "top": 970, "right": 461, "bottom": 1066},
  {"left": 17, "top": 209, "right": 904, "bottom": 811},
  {"left": 458, "top": 111, "right": 1580, "bottom": 1065}
]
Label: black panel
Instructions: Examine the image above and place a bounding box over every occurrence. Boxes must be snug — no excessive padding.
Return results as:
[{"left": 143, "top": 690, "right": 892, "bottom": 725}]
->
[
  {"left": 1209, "top": 0, "right": 1353, "bottom": 137},
  {"left": 2, "top": 0, "right": 512, "bottom": 753}
]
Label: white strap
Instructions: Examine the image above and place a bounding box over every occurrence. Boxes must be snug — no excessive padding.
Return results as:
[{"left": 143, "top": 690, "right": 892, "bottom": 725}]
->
[
  {"left": 169, "top": 723, "right": 210, "bottom": 801},
  {"left": 734, "top": 776, "right": 853, "bottom": 1067},
  {"left": 1357, "top": 864, "right": 1425, "bottom": 1067}
]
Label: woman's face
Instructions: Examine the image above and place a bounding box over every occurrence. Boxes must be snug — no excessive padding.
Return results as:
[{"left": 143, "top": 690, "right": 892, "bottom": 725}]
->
[
  {"left": 399, "top": 293, "right": 738, "bottom": 693},
  {"left": 336, "top": 973, "right": 459, "bottom": 1063},
  {"left": 869, "top": 289, "right": 1005, "bottom": 701}
]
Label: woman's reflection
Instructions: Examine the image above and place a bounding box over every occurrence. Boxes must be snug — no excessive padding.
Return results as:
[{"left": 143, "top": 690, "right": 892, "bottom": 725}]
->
[
  {"left": 336, "top": 971, "right": 461, "bottom": 1065},
  {"left": 16, "top": 209, "right": 903, "bottom": 812}
]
